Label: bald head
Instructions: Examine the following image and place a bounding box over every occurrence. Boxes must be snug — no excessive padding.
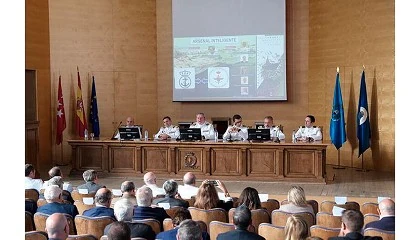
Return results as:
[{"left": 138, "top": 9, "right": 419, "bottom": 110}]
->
[
  {"left": 126, "top": 117, "right": 134, "bottom": 127},
  {"left": 144, "top": 172, "right": 157, "bottom": 185},
  {"left": 95, "top": 188, "right": 112, "bottom": 207},
  {"left": 46, "top": 213, "right": 69, "bottom": 239},
  {"left": 183, "top": 172, "right": 196, "bottom": 185},
  {"left": 379, "top": 199, "right": 395, "bottom": 216},
  {"left": 136, "top": 186, "right": 153, "bottom": 207}
]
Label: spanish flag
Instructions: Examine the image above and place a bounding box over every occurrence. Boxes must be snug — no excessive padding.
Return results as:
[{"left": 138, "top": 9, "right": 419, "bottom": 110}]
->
[{"left": 76, "top": 67, "right": 87, "bottom": 137}]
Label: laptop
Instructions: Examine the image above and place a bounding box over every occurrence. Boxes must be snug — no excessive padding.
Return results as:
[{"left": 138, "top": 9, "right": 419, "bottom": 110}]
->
[
  {"left": 248, "top": 128, "right": 271, "bottom": 141},
  {"left": 118, "top": 127, "right": 141, "bottom": 140},
  {"left": 179, "top": 128, "right": 202, "bottom": 141}
]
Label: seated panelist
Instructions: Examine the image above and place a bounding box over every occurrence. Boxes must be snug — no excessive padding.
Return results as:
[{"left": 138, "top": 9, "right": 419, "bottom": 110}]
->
[
  {"left": 113, "top": 116, "right": 142, "bottom": 140},
  {"left": 154, "top": 116, "right": 180, "bottom": 140},
  {"left": 222, "top": 114, "right": 248, "bottom": 141},
  {"left": 294, "top": 115, "right": 322, "bottom": 141},
  {"left": 258, "top": 116, "right": 285, "bottom": 140},
  {"left": 189, "top": 112, "right": 215, "bottom": 140}
]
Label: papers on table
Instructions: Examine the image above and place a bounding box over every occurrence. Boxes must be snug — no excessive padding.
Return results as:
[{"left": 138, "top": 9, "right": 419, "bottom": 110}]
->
[
  {"left": 78, "top": 189, "right": 88, "bottom": 194},
  {"left": 83, "top": 197, "right": 94, "bottom": 205},
  {"left": 332, "top": 206, "right": 346, "bottom": 216},
  {"left": 112, "top": 189, "right": 122, "bottom": 196},
  {"left": 158, "top": 203, "right": 170, "bottom": 209},
  {"left": 334, "top": 196, "right": 347, "bottom": 204},
  {"left": 258, "top": 194, "right": 269, "bottom": 203}
]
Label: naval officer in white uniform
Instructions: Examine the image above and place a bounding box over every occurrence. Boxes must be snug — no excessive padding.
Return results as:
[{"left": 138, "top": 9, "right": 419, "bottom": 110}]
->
[
  {"left": 189, "top": 113, "right": 215, "bottom": 140},
  {"left": 258, "top": 116, "right": 285, "bottom": 140},
  {"left": 154, "top": 116, "right": 180, "bottom": 140},
  {"left": 222, "top": 114, "right": 248, "bottom": 141},
  {"left": 294, "top": 115, "right": 322, "bottom": 141}
]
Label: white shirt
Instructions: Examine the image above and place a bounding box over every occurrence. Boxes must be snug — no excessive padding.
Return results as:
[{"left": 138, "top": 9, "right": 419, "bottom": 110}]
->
[
  {"left": 25, "top": 177, "right": 43, "bottom": 192},
  {"left": 222, "top": 125, "right": 248, "bottom": 141},
  {"left": 145, "top": 184, "right": 165, "bottom": 197},
  {"left": 295, "top": 126, "right": 322, "bottom": 141},
  {"left": 190, "top": 121, "right": 215, "bottom": 140},
  {"left": 154, "top": 125, "right": 180, "bottom": 140},
  {"left": 260, "top": 126, "right": 285, "bottom": 140},
  {"left": 178, "top": 184, "right": 199, "bottom": 199}
]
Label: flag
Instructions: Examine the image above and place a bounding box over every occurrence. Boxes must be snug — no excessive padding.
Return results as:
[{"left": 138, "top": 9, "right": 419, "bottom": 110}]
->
[
  {"left": 56, "top": 75, "right": 66, "bottom": 145},
  {"left": 76, "top": 68, "right": 87, "bottom": 137},
  {"left": 330, "top": 71, "right": 347, "bottom": 149},
  {"left": 357, "top": 70, "right": 371, "bottom": 156},
  {"left": 89, "top": 76, "right": 100, "bottom": 137}
]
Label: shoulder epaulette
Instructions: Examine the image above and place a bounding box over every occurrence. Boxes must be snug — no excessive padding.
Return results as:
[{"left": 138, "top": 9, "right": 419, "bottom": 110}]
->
[
  {"left": 191, "top": 123, "right": 196, "bottom": 126},
  {"left": 313, "top": 125, "right": 317, "bottom": 128},
  {"left": 301, "top": 126, "right": 305, "bottom": 128},
  {"left": 242, "top": 125, "right": 247, "bottom": 128},
  {"left": 257, "top": 126, "right": 263, "bottom": 129},
  {"left": 174, "top": 126, "right": 179, "bottom": 128},
  {"left": 205, "top": 123, "right": 209, "bottom": 125}
]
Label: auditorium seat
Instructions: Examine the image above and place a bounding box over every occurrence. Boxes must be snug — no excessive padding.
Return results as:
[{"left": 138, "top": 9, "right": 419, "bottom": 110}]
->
[
  {"left": 364, "top": 214, "right": 380, "bottom": 227},
  {"left": 165, "top": 206, "right": 184, "bottom": 219},
  {"left": 34, "top": 212, "right": 77, "bottom": 235},
  {"left": 188, "top": 207, "right": 227, "bottom": 232},
  {"left": 260, "top": 199, "right": 280, "bottom": 217},
  {"left": 162, "top": 218, "right": 173, "bottom": 231},
  {"left": 25, "top": 211, "right": 35, "bottom": 232},
  {"left": 258, "top": 223, "right": 285, "bottom": 240},
  {"left": 71, "top": 191, "right": 96, "bottom": 202},
  {"left": 320, "top": 200, "right": 360, "bottom": 213},
  {"left": 361, "top": 202, "right": 379, "bottom": 215},
  {"left": 74, "top": 201, "right": 96, "bottom": 215},
  {"left": 363, "top": 228, "right": 395, "bottom": 240},
  {"left": 66, "top": 234, "right": 98, "bottom": 240},
  {"left": 26, "top": 189, "right": 40, "bottom": 202},
  {"left": 316, "top": 212, "right": 342, "bottom": 228},
  {"left": 184, "top": 197, "right": 196, "bottom": 208},
  {"left": 310, "top": 225, "right": 340, "bottom": 239},
  {"left": 227, "top": 208, "right": 270, "bottom": 234},
  {"left": 132, "top": 218, "right": 161, "bottom": 234},
  {"left": 271, "top": 210, "right": 315, "bottom": 228},
  {"left": 209, "top": 221, "right": 235, "bottom": 240},
  {"left": 280, "top": 199, "right": 319, "bottom": 215},
  {"left": 25, "top": 230, "right": 48, "bottom": 240},
  {"left": 75, "top": 215, "right": 115, "bottom": 239}
]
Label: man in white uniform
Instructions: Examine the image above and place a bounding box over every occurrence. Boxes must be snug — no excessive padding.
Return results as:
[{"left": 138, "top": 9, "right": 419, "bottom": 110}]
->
[
  {"left": 189, "top": 113, "right": 215, "bottom": 140},
  {"left": 222, "top": 114, "right": 248, "bottom": 141},
  {"left": 294, "top": 115, "right": 322, "bottom": 141},
  {"left": 154, "top": 116, "right": 180, "bottom": 140},
  {"left": 113, "top": 116, "right": 142, "bottom": 140},
  {"left": 259, "top": 116, "right": 285, "bottom": 140}
]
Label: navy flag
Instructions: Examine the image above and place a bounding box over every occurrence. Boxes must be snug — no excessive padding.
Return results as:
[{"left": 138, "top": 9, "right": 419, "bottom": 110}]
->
[
  {"left": 89, "top": 76, "right": 100, "bottom": 137},
  {"left": 357, "top": 70, "right": 371, "bottom": 156},
  {"left": 330, "top": 70, "right": 347, "bottom": 149}
]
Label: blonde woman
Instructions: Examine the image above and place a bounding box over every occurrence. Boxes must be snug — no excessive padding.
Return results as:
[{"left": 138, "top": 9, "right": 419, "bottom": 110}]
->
[
  {"left": 280, "top": 186, "right": 314, "bottom": 215},
  {"left": 284, "top": 215, "right": 309, "bottom": 240}
]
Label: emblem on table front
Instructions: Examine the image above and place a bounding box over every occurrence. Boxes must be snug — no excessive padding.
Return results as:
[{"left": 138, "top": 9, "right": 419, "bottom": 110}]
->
[{"left": 184, "top": 152, "right": 199, "bottom": 169}]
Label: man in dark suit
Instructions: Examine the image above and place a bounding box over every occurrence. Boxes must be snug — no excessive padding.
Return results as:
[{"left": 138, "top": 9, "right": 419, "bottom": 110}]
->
[
  {"left": 76, "top": 169, "right": 105, "bottom": 193},
  {"left": 152, "top": 179, "right": 189, "bottom": 208},
  {"left": 328, "top": 209, "right": 382, "bottom": 240},
  {"left": 37, "top": 185, "right": 79, "bottom": 218},
  {"left": 83, "top": 188, "right": 116, "bottom": 220},
  {"left": 216, "top": 205, "right": 265, "bottom": 240},
  {"left": 133, "top": 186, "right": 170, "bottom": 226},
  {"left": 364, "top": 199, "right": 395, "bottom": 231},
  {"left": 177, "top": 219, "right": 203, "bottom": 240}
]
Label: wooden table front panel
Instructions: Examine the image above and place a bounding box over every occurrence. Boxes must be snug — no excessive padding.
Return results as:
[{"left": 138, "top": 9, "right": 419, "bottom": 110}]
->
[
  {"left": 247, "top": 148, "right": 282, "bottom": 178},
  {"left": 109, "top": 146, "right": 136, "bottom": 173},
  {"left": 143, "top": 147, "right": 171, "bottom": 173},
  {"left": 284, "top": 149, "right": 320, "bottom": 178},
  {"left": 77, "top": 145, "right": 104, "bottom": 171},
  {"left": 210, "top": 148, "right": 242, "bottom": 176},
  {"left": 176, "top": 147, "right": 205, "bottom": 174}
]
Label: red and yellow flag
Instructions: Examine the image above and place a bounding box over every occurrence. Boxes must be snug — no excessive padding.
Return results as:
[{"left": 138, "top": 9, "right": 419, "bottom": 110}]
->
[
  {"left": 76, "top": 68, "right": 87, "bottom": 137},
  {"left": 56, "top": 75, "right": 66, "bottom": 144}
]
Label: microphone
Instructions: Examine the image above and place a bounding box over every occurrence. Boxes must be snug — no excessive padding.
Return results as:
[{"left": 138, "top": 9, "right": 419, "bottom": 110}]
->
[{"left": 111, "top": 121, "right": 123, "bottom": 140}]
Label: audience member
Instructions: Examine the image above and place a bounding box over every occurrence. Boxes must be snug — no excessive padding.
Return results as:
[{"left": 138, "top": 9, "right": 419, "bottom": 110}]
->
[
  {"left": 107, "top": 221, "right": 131, "bottom": 240},
  {"left": 284, "top": 215, "right": 309, "bottom": 240},
  {"left": 42, "top": 166, "right": 73, "bottom": 192},
  {"left": 294, "top": 115, "right": 322, "bottom": 141},
  {"left": 154, "top": 116, "right": 180, "bottom": 140},
  {"left": 194, "top": 180, "right": 233, "bottom": 212},
  {"left": 176, "top": 219, "right": 203, "bottom": 240},
  {"left": 76, "top": 169, "right": 105, "bottom": 193},
  {"left": 83, "top": 188, "right": 116, "bottom": 220},
  {"left": 37, "top": 185, "right": 79, "bottom": 218},
  {"left": 143, "top": 172, "right": 165, "bottom": 197},
  {"left": 279, "top": 186, "right": 314, "bottom": 215},
  {"left": 238, "top": 187, "right": 262, "bottom": 210},
  {"left": 216, "top": 205, "right": 265, "bottom": 240},
  {"left": 115, "top": 181, "right": 137, "bottom": 206},
  {"left": 329, "top": 209, "right": 382, "bottom": 240},
  {"left": 133, "top": 185, "right": 170, "bottom": 226},
  {"left": 153, "top": 179, "right": 189, "bottom": 208},
  {"left": 178, "top": 172, "right": 199, "bottom": 199},
  {"left": 104, "top": 198, "right": 156, "bottom": 240},
  {"left": 43, "top": 176, "right": 74, "bottom": 204},
  {"left": 45, "top": 213, "right": 70, "bottom": 240},
  {"left": 364, "top": 198, "right": 395, "bottom": 231},
  {"left": 25, "top": 163, "right": 43, "bottom": 192}
]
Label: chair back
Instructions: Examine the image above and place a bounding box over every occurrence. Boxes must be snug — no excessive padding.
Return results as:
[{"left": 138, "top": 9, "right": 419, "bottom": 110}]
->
[
  {"left": 25, "top": 230, "right": 48, "bottom": 240},
  {"left": 66, "top": 234, "right": 98, "bottom": 240},
  {"left": 310, "top": 225, "right": 340, "bottom": 239},
  {"left": 271, "top": 210, "right": 315, "bottom": 228},
  {"left": 74, "top": 201, "right": 96, "bottom": 215},
  {"left": 209, "top": 221, "right": 235, "bottom": 240},
  {"left": 361, "top": 202, "right": 379, "bottom": 215},
  {"left": 227, "top": 208, "right": 269, "bottom": 233},
  {"left": 75, "top": 215, "right": 115, "bottom": 239},
  {"left": 364, "top": 214, "right": 380, "bottom": 227},
  {"left": 71, "top": 191, "right": 96, "bottom": 202},
  {"left": 185, "top": 197, "right": 196, "bottom": 208},
  {"left": 133, "top": 218, "right": 161, "bottom": 234},
  {"left": 26, "top": 211, "right": 35, "bottom": 232},
  {"left": 163, "top": 218, "right": 174, "bottom": 231},
  {"left": 37, "top": 199, "right": 48, "bottom": 207},
  {"left": 34, "top": 212, "right": 77, "bottom": 235},
  {"left": 188, "top": 207, "right": 227, "bottom": 230},
  {"left": 280, "top": 199, "right": 319, "bottom": 215},
  {"left": 261, "top": 199, "right": 280, "bottom": 217},
  {"left": 364, "top": 228, "right": 395, "bottom": 240},
  {"left": 316, "top": 212, "right": 342, "bottom": 228},
  {"left": 26, "top": 189, "right": 40, "bottom": 202},
  {"left": 320, "top": 200, "right": 360, "bottom": 213},
  {"left": 165, "top": 206, "right": 184, "bottom": 219},
  {"left": 258, "top": 223, "right": 285, "bottom": 240},
  {"left": 320, "top": 200, "right": 335, "bottom": 213}
]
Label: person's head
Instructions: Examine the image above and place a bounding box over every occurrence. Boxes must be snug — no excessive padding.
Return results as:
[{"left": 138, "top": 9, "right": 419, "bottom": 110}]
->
[
  {"left": 233, "top": 205, "right": 252, "bottom": 230},
  {"left": 46, "top": 176, "right": 64, "bottom": 190},
  {"left": 113, "top": 198, "right": 134, "bottom": 221},
  {"left": 163, "top": 179, "right": 178, "bottom": 197},
  {"left": 232, "top": 114, "right": 243, "bottom": 127},
  {"left": 264, "top": 116, "right": 274, "bottom": 128},
  {"left": 340, "top": 209, "right": 364, "bottom": 235},
  {"left": 126, "top": 117, "right": 134, "bottom": 127},
  {"left": 194, "top": 182, "right": 219, "bottom": 209},
  {"left": 163, "top": 116, "right": 173, "bottom": 127},
  {"left": 196, "top": 113, "right": 205, "bottom": 124},
  {"left": 136, "top": 186, "right": 153, "bottom": 207},
  {"left": 176, "top": 219, "right": 202, "bottom": 240},
  {"left": 44, "top": 185, "right": 62, "bottom": 202},
  {"left": 238, "top": 187, "right": 261, "bottom": 210},
  {"left": 107, "top": 221, "right": 131, "bottom": 240},
  {"left": 95, "top": 188, "right": 112, "bottom": 207},
  {"left": 378, "top": 198, "right": 395, "bottom": 217},
  {"left": 45, "top": 213, "right": 69, "bottom": 240},
  {"left": 284, "top": 215, "right": 309, "bottom": 240},
  {"left": 82, "top": 169, "right": 98, "bottom": 183},
  {"left": 287, "top": 186, "right": 307, "bottom": 206},
  {"left": 172, "top": 208, "right": 192, "bottom": 227},
  {"left": 25, "top": 164, "right": 36, "bottom": 178},
  {"left": 143, "top": 172, "right": 157, "bottom": 185},
  {"left": 121, "top": 181, "right": 135, "bottom": 195},
  {"left": 48, "top": 166, "right": 63, "bottom": 178},
  {"left": 183, "top": 172, "right": 196, "bottom": 186},
  {"left": 305, "top": 115, "right": 315, "bottom": 128}
]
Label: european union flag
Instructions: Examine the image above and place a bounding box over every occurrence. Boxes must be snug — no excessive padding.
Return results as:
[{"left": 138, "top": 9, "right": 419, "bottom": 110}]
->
[
  {"left": 357, "top": 70, "right": 371, "bottom": 156},
  {"left": 330, "top": 72, "right": 347, "bottom": 149},
  {"left": 89, "top": 77, "right": 100, "bottom": 137}
]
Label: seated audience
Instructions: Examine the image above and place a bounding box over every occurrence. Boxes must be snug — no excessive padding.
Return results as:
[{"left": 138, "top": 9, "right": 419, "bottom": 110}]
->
[
  {"left": 42, "top": 166, "right": 73, "bottom": 192},
  {"left": 329, "top": 209, "right": 382, "bottom": 240},
  {"left": 216, "top": 205, "right": 265, "bottom": 240},
  {"left": 194, "top": 180, "right": 233, "bottom": 212},
  {"left": 37, "top": 185, "right": 79, "bottom": 218},
  {"left": 178, "top": 172, "right": 199, "bottom": 199},
  {"left": 364, "top": 198, "right": 395, "bottom": 231},
  {"left": 143, "top": 171, "right": 165, "bottom": 197},
  {"left": 43, "top": 176, "right": 74, "bottom": 204},
  {"left": 133, "top": 185, "right": 170, "bottom": 226},
  {"left": 177, "top": 219, "right": 203, "bottom": 240},
  {"left": 104, "top": 198, "right": 156, "bottom": 240},
  {"left": 279, "top": 186, "right": 314, "bottom": 215},
  {"left": 156, "top": 208, "right": 210, "bottom": 240},
  {"left": 238, "top": 187, "right": 262, "bottom": 210},
  {"left": 294, "top": 115, "right": 322, "bottom": 141},
  {"left": 284, "top": 215, "right": 309, "bottom": 240},
  {"left": 114, "top": 181, "right": 137, "bottom": 206},
  {"left": 25, "top": 163, "right": 43, "bottom": 192},
  {"left": 76, "top": 169, "right": 105, "bottom": 193},
  {"left": 153, "top": 179, "right": 189, "bottom": 208},
  {"left": 83, "top": 188, "right": 116, "bottom": 220},
  {"left": 45, "top": 213, "right": 70, "bottom": 240},
  {"left": 107, "top": 221, "right": 131, "bottom": 240}
]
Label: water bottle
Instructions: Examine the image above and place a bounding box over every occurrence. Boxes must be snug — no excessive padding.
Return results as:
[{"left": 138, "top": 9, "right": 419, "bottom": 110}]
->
[
  {"left": 292, "top": 130, "right": 296, "bottom": 143},
  {"left": 84, "top": 129, "right": 88, "bottom": 140},
  {"left": 214, "top": 129, "right": 218, "bottom": 142},
  {"left": 144, "top": 130, "right": 148, "bottom": 141}
]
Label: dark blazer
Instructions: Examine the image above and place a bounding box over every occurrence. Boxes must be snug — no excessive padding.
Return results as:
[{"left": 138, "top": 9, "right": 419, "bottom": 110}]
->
[
  {"left": 152, "top": 195, "right": 189, "bottom": 208},
  {"left": 156, "top": 227, "right": 210, "bottom": 240},
  {"left": 132, "top": 206, "right": 170, "bottom": 225},
  {"left": 76, "top": 181, "right": 104, "bottom": 193},
  {"left": 37, "top": 202, "right": 79, "bottom": 218},
  {"left": 83, "top": 206, "right": 116, "bottom": 220},
  {"left": 216, "top": 229, "right": 265, "bottom": 240},
  {"left": 364, "top": 216, "right": 395, "bottom": 231},
  {"left": 216, "top": 200, "right": 234, "bottom": 212},
  {"left": 25, "top": 200, "right": 37, "bottom": 215},
  {"left": 104, "top": 221, "right": 156, "bottom": 240},
  {"left": 328, "top": 232, "right": 383, "bottom": 240}
]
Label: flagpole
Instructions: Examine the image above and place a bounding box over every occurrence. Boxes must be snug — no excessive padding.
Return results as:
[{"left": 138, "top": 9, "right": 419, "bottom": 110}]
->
[
  {"left": 333, "top": 149, "right": 345, "bottom": 169},
  {"left": 356, "top": 153, "right": 369, "bottom": 172}
]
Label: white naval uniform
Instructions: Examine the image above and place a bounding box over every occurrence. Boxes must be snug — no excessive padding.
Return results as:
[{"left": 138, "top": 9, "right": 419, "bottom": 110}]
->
[
  {"left": 190, "top": 121, "right": 215, "bottom": 140},
  {"left": 259, "top": 125, "right": 285, "bottom": 140},
  {"left": 222, "top": 125, "right": 248, "bottom": 141},
  {"left": 113, "top": 125, "right": 142, "bottom": 140},
  {"left": 295, "top": 126, "right": 322, "bottom": 141},
  {"left": 154, "top": 125, "right": 180, "bottom": 140}
]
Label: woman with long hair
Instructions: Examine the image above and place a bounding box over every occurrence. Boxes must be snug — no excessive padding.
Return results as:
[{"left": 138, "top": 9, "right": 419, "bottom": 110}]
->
[
  {"left": 193, "top": 180, "right": 233, "bottom": 211},
  {"left": 237, "top": 187, "right": 262, "bottom": 210},
  {"left": 280, "top": 186, "right": 314, "bottom": 215},
  {"left": 284, "top": 215, "right": 309, "bottom": 240}
]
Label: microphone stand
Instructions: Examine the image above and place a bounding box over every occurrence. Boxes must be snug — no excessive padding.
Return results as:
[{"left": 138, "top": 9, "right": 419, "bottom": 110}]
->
[{"left": 111, "top": 121, "right": 122, "bottom": 140}]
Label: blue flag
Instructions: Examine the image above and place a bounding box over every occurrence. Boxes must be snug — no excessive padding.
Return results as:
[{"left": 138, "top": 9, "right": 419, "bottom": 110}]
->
[
  {"left": 357, "top": 70, "right": 371, "bottom": 156},
  {"left": 89, "top": 77, "right": 100, "bottom": 137},
  {"left": 330, "top": 72, "right": 347, "bottom": 149}
]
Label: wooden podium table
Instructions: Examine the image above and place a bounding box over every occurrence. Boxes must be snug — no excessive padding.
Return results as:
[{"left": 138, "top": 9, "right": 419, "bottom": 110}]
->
[{"left": 68, "top": 139, "right": 328, "bottom": 183}]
